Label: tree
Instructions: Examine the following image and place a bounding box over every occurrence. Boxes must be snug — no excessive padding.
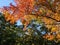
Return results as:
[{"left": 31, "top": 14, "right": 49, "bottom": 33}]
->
[
  {"left": 0, "top": 0, "right": 60, "bottom": 45},
  {"left": 0, "top": 13, "right": 48, "bottom": 45}
]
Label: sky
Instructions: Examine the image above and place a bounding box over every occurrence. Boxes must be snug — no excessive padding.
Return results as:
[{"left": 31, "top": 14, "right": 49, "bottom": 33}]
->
[{"left": 0, "top": 0, "right": 15, "bottom": 7}]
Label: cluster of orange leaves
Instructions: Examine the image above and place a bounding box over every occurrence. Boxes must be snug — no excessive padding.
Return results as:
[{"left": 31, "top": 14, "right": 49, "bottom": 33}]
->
[
  {"left": 3, "top": 10, "right": 19, "bottom": 24},
  {"left": 43, "top": 26, "right": 60, "bottom": 41},
  {"left": 1, "top": 0, "right": 35, "bottom": 24}
]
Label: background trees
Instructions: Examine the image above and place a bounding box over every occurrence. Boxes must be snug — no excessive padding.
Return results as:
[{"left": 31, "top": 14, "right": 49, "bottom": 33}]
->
[{"left": 0, "top": 13, "right": 48, "bottom": 45}]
